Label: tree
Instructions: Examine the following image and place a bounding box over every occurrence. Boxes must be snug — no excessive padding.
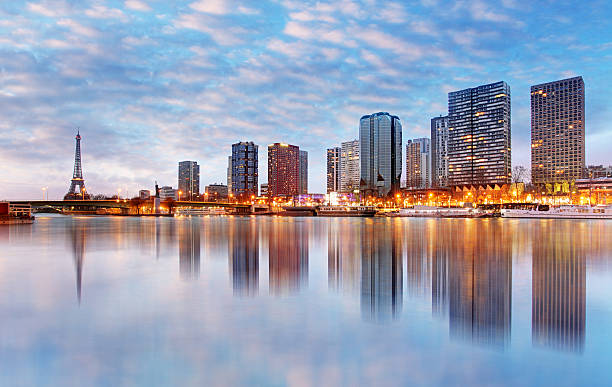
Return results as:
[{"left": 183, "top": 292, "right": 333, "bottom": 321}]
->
[{"left": 512, "top": 166, "right": 529, "bottom": 184}]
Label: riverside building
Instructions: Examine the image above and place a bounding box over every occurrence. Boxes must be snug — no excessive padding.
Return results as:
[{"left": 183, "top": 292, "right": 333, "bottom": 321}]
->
[
  {"left": 531, "top": 76, "right": 585, "bottom": 189},
  {"left": 431, "top": 115, "right": 449, "bottom": 188},
  {"left": 178, "top": 161, "right": 200, "bottom": 201},
  {"left": 359, "top": 112, "right": 402, "bottom": 196},
  {"left": 231, "top": 141, "right": 258, "bottom": 198},
  {"left": 448, "top": 81, "right": 511, "bottom": 188},
  {"left": 268, "top": 143, "right": 300, "bottom": 197}
]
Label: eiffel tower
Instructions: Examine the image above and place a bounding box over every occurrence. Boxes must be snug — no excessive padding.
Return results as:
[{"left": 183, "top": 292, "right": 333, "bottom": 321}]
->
[{"left": 64, "top": 129, "right": 90, "bottom": 200}]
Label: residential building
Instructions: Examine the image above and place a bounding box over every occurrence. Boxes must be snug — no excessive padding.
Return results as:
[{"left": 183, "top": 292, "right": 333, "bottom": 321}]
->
[
  {"left": 139, "top": 190, "right": 151, "bottom": 200},
  {"left": 585, "top": 165, "right": 612, "bottom": 179},
  {"left": 299, "top": 150, "right": 308, "bottom": 194},
  {"left": 231, "top": 141, "right": 258, "bottom": 198},
  {"left": 227, "top": 156, "right": 232, "bottom": 194},
  {"left": 178, "top": 161, "right": 200, "bottom": 201},
  {"left": 326, "top": 147, "right": 341, "bottom": 193},
  {"left": 448, "top": 81, "right": 511, "bottom": 188},
  {"left": 359, "top": 112, "right": 402, "bottom": 196},
  {"left": 340, "top": 140, "right": 360, "bottom": 193},
  {"left": 431, "top": 115, "right": 449, "bottom": 187},
  {"left": 405, "top": 138, "right": 431, "bottom": 189},
  {"left": 531, "top": 76, "right": 585, "bottom": 186},
  {"left": 159, "top": 186, "right": 178, "bottom": 201},
  {"left": 205, "top": 183, "right": 228, "bottom": 199},
  {"left": 268, "top": 143, "right": 300, "bottom": 197}
]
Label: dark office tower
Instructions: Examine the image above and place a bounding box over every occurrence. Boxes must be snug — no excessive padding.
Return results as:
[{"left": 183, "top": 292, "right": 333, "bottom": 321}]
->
[
  {"left": 449, "top": 221, "right": 512, "bottom": 348},
  {"left": 299, "top": 150, "right": 308, "bottom": 194},
  {"left": 268, "top": 143, "right": 300, "bottom": 197},
  {"left": 361, "top": 221, "right": 403, "bottom": 322},
  {"left": 448, "top": 81, "right": 511, "bottom": 188},
  {"left": 531, "top": 76, "right": 585, "bottom": 187},
  {"left": 231, "top": 141, "right": 258, "bottom": 199},
  {"left": 359, "top": 112, "right": 402, "bottom": 196},
  {"left": 178, "top": 219, "right": 200, "bottom": 280},
  {"left": 178, "top": 161, "right": 200, "bottom": 201},
  {"left": 405, "top": 138, "right": 431, "bottom": 189},
  {"left": 229, "top": 218, "right": 259, "bottom": 297},
  {"left": 431, "top": 116, "right": 449, "bottom": 187},
  {"left": 532, "top": 222, "right": 585, "bottom": 353},
  {"left": 326, "top": 147, "right": 341, "bottom": 193}
]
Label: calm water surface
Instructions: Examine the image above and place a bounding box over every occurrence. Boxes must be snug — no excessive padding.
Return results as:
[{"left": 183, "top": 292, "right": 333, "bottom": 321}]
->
[{"left": 1, "top": 215, "right": 612, "bottom": 386}]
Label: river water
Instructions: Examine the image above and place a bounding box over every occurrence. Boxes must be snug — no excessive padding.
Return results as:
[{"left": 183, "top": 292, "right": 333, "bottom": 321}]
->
[{"left": 1, "top": 215, "right": 611, "bottom": 386}]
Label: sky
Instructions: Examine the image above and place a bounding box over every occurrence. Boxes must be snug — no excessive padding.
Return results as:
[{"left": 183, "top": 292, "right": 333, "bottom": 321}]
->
[{"left": 0, "top": 0, "right": 611, "bottom": 199}]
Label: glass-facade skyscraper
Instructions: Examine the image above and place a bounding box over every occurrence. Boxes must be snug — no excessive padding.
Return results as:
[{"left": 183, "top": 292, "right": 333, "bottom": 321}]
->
[
  {"left": 326, "top": 147, "right": 341, "bottom": 193},
  {"left": 231, "top": 141, "right": 258, "bottom": 198},
  {"left": 299, "top": 150, "right": 308, "bottom": 195},
  {"left": 340, "top": 139, "right": 360, "bottom": 193},
  {"left": 448, "top": 81, "right": 511, "bottom": 187},
  {"left": 405, "top": 138, "right": 431, "bottom": 189},
  {"left": 178, "top": 160, "right": 200, "bottom": 201},
  {"left": 531, "top": 76, "right": 585, "bottom": 188},
  {"left": 359, "top": 112, "right": 402, "bottom": 196},
  {"left": 431, "top": 115, "right": 449, "bottom": 188}
]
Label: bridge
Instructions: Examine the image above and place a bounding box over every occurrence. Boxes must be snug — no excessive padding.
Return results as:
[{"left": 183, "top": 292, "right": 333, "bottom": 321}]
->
[{"left": 12, "top": 200, "right": 253, "bottom": 214}]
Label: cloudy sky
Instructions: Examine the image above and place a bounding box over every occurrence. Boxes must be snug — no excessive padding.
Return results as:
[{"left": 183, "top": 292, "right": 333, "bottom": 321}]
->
[{"left": 1, "top": 0, "right": 611, "bottom": 199}]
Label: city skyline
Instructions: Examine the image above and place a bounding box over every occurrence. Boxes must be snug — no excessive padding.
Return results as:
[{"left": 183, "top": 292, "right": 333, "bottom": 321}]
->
[{"left": 1, "top": 1, "right": 612, "bottom": 199}]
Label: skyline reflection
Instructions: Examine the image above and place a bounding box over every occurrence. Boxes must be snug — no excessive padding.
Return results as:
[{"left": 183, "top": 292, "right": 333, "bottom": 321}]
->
[
  {"left": 268, "top": 219, "right": 309, "bottom": 295},
  {"left": 360, "top": 220, "right": 403, "bottom": 322},
  {"left": 229, "top": 218, "right": 259, "bottom": 296},
  {"left": 532, "top": 222, "right": 586, "bottom": 353},
  {"left": 178, "top": 218, "right": 200, "bottom": 280},
  {"left": 447, "top": 221, "right": 512, "bottom": 348}
]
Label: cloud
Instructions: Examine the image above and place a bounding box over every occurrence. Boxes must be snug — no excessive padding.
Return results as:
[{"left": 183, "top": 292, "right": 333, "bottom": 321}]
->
[{"left": 124, "top": 0, "right": 152, "bottom": 12}]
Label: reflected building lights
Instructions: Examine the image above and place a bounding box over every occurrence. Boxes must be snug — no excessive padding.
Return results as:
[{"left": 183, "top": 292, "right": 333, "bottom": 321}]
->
[
  {"left": 532, "top": 223, "right": 585, "bottom": 353},
  {"left": 178, "top": 219, "right": 200, "bottom": 280},
  {"left": 269, "top": 220, "right": 309, "bottom": 295},
  {"left": 327, "top": 219, "right": 361, "bottom": 294},
  {"left": 361, "top": 221, "right": 403, "bottom": 322},
  {"left": 448, "top": 221, "right": 512, "bottom": 348},
  {"left": 229, "top": 219, "right": 259, "bottom": 296}
]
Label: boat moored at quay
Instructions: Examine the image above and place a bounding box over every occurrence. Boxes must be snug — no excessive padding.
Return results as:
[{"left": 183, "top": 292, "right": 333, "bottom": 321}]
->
[
  {"left": 501, "top": 204, "right": 612, "bottom": 219},
  {"left": 0, "top": 202, "right": 35, "bottom": 225},
  {"left": 281, "top": 205, "right": 378, "bottom": 217},
  {"left": 398, "top": 205, "right": 491, "bottom": 218}
]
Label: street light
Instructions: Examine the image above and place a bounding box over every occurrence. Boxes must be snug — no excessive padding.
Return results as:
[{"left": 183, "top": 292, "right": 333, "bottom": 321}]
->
[
  {"left": 42, "top": 187, "right": 47, "bottom": 200},
  {"left": 117, "top": 188, "right": 122, "bottom": 200},
  {"left": 178, "top": 190, "right": 182, "bottom": 201}
]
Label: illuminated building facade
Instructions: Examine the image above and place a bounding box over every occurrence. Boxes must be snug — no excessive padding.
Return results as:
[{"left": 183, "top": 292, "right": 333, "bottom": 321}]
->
[
  {"left": 326, "top": 147, "right": 341, "bottom": 193},
  {"left": 448, "top": 81, "right": 511, "bottom": 188},
  {"left": 531, "top": 76, "right": 585, "bottom": 187},
  {"left": 299, "top": 150, "right": 308, "bottom": 194},
  {"left": 405, "top": 138, "right": 431, "bottom": 189},
  {"left": 231, "top": 141, "right": 258, "bottom": 198},
  {"left": 178, "top": 161, "right": 200, "bottom": 201},
  {"left": 268, "top": 143, "right": 300, "bottom": 197},
  {"left": 431, "top": 115, "right": 449, "bottom": 187},
  {"left": 340, "top": 139, "right": 360, "bottom": 193},
  {"left": 359, "top": 112, "right": 402, "bottom": 196}
]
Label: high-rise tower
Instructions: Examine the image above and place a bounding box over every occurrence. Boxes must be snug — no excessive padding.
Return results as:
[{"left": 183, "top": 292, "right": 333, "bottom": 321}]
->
[{"left": 65, "top": 130, "right": 89, "bottom": 200}]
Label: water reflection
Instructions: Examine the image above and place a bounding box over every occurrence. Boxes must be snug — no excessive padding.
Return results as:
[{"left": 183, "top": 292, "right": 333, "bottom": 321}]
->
[
  {"left": 327, "top": 219, "right": 361, "bottom": 294},
  {"left": 268, "top": 220, "right": 309, "bottom": 295},
  {"left": 178, "top": 219, "right": 200, "bottom": 280},
  {"left": 361, "top": 220, "right": 403, "bottom": 322},
  {"left": 69, "top": 219, "right": 86, "bottom": 304},
  {"left": 229, "top": 219, "right": 259, "bottom": 296},
  {"left": 532, "top": 222, "right": 585, "bottom": 353},
  {"left": 446, "top": 221, "right": 512, "bottom": 348}
]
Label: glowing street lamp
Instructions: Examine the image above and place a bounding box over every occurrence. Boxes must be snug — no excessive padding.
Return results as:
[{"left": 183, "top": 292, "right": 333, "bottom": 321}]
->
[
  {"left": 178, "top": 190, "right": 182, "bottom": 201},
  {"left": 42, "top": 187, "right": 47, "bottom": 200}
]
